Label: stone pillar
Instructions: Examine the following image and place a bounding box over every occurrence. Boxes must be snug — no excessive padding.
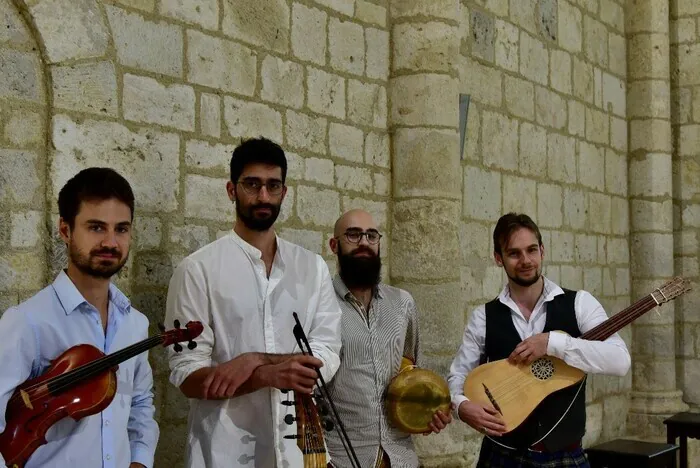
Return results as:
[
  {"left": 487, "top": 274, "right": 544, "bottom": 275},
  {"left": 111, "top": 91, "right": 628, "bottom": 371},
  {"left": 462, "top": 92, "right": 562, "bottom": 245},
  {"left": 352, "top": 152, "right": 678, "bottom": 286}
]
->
[
  {"left": 626, "top": 0, "right": 688, "bottom": 438},
  {"left": 387, "top": 0, "right": 465, "bottom": 462}
]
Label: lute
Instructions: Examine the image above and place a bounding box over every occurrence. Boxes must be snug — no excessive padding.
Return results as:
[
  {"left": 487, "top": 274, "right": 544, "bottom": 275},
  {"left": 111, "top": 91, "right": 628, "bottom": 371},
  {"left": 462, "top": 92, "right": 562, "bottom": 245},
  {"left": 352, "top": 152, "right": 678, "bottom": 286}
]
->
[{"left": 463, "top": 277, "right": 692, "bottom": 436}]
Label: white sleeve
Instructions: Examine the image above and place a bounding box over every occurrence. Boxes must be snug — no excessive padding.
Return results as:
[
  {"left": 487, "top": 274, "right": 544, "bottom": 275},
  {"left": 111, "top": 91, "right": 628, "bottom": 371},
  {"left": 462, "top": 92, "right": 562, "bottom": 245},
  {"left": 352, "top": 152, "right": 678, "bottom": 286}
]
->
[{"left": 447, "top": 305, "right": 486, "bottom": 419}]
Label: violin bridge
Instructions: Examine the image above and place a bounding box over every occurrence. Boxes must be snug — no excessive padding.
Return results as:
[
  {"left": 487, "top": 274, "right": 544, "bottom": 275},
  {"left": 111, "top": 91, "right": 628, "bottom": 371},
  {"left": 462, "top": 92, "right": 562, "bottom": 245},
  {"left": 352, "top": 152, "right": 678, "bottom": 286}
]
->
[{"left": 20, "top": 389, "right": 33, "bottom": 410}]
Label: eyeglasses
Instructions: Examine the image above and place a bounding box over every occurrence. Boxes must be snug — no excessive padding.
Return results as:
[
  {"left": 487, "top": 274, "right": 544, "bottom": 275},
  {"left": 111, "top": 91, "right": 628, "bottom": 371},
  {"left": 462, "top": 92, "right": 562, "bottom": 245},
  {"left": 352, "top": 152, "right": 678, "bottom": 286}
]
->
[
  {"left": 237, "top": 178, "right": 284, "bottom": 196},
  {"left": 343, "top": 230, "right": 382, "bottom": 244}
]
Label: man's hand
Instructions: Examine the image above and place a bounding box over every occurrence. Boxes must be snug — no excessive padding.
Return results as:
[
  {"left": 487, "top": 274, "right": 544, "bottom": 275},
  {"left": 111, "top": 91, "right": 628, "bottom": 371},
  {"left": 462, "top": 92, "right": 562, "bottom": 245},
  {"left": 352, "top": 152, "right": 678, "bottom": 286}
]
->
[
  {"left": 203, "top": 353, "right": 263, "bottom": 399},
  {"left": 457, "top": 400, "right": 506, "bottom": 436},
  {"left": 508, "top": 332, "right": 549, "bottom": 365},
  {"left": 129, "top": 464, "right": 145, "bottom": 468},
  {"left": 259, "top": 354, "right": 323, "bottom": 394},
  {"left": 422, "top": 405, "right": 453, "bottom": 435}
]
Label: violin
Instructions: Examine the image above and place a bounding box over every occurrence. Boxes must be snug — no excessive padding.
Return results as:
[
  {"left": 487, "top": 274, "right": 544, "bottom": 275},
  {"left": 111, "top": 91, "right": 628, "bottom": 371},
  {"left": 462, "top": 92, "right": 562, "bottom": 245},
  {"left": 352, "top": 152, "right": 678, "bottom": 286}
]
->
[
  {"left": 283, "top": 390, "right": 334, "bottom": 467},
  {"left": 0, "top": 320, "right": 203, "bottom": 468}
]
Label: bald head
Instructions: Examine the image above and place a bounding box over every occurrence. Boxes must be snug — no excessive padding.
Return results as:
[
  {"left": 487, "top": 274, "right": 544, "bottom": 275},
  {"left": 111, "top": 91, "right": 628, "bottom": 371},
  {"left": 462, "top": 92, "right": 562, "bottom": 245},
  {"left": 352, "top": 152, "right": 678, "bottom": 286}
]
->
[{"left": 333, "top": 209, "right": 377, "bottom": 237}]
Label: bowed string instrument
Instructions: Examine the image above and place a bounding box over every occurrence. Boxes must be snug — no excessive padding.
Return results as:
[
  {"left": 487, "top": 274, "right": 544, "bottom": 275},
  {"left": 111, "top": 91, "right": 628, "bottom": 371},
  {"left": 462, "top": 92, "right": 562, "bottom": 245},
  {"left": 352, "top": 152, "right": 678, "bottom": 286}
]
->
[
  {"left": 0, "top": 319, "right": 204, "bottom": 468},
  {"left": 281, "top": 312, "right": 360, "bottom": 468}
]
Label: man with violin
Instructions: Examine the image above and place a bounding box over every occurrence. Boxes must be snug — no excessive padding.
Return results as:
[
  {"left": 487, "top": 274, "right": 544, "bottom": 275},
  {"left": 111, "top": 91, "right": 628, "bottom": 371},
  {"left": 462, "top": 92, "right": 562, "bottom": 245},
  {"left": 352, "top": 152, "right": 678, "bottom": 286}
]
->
[
  {"left": 324, "top": 209, "right": 452, "bottom": 468},
  {"left": 164, "top": 137, "right": 343, "bottom": 467},
  {"left": 448, "top": 212, "right": 630, "bottom": 467},
  {"left": 0, "top": 167, "right": 159, "bottom": 467}
]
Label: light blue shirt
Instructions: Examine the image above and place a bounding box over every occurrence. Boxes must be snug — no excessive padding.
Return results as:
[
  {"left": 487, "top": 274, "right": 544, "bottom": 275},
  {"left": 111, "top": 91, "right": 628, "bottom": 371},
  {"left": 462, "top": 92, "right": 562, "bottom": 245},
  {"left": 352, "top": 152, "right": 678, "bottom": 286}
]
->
[{"left": 0, "top": 271, "right": 159, "bottom": 468}]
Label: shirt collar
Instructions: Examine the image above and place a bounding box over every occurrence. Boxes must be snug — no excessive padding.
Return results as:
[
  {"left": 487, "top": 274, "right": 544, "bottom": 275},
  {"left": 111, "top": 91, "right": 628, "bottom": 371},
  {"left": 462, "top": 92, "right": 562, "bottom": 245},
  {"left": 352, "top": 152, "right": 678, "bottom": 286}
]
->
[
  {"left": 52, "top": 270, "right": 131, "bottom": 315},
  {"left": 498, "top": 275, "right": 563, "bottom": 305},
  {"left": 228, "top": 228, "right": 286, "bottom": 268},
  {"left": 332, "top": 273, "right": 384, "bottom": 301}
]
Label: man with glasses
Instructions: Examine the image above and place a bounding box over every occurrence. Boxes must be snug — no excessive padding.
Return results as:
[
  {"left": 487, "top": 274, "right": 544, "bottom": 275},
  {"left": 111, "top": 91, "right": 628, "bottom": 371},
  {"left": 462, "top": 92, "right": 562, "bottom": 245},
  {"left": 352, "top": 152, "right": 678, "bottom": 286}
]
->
[
  {"left": 324, "top": 209, "right": 452, "bottom": 468},
  {"left": 164, "top": 137, "right": 343, "bottom": 467}
]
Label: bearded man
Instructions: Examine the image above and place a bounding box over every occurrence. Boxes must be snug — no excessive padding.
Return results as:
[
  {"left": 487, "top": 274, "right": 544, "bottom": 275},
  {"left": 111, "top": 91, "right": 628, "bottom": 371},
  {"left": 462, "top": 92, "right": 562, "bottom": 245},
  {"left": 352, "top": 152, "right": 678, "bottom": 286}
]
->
[
  {"left": 0, "top": 167, "right": 159, "bottom": 467},
  {"left": 324, "top": 209, "right": 451, "bottom": 468},
  {"left": 164, "top": 137, "right": 342, "bottom": 468}
]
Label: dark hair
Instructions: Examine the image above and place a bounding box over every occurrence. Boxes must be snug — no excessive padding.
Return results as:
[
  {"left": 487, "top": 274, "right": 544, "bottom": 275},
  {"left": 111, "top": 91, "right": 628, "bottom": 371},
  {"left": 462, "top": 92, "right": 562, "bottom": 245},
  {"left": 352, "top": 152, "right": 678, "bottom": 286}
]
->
[
  {"left": 58, "top": 167, "right": 135, "bottom": 227},
  {"left": 492, "top": 212, "right": 543, "bottom": 256},
  {"left": 230, "top": 137, "right": 287, "bottom": 183}
]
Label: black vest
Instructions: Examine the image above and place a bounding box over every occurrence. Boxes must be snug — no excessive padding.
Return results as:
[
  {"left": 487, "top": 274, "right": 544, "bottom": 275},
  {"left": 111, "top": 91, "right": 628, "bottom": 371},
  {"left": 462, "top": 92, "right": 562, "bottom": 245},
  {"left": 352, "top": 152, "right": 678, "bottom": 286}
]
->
[{"left": 483, "top": 289, "right": 586, "bottom": 452}]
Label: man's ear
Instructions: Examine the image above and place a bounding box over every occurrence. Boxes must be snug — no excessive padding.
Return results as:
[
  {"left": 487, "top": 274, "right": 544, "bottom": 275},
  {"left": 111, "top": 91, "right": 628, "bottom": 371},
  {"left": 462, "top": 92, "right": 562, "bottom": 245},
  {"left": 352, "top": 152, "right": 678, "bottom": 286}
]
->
[
  {"left": 226, "top": 180, "right": 236, "bottom": 202},
  {"left": 329, "top": 236, "right": 338, "bottom": 255},
  {"left": 58, "top": 217, "right": 71, "bottom": 243},
  {"left": 494, "top": 251, "right": 503, "bottom": 267}
]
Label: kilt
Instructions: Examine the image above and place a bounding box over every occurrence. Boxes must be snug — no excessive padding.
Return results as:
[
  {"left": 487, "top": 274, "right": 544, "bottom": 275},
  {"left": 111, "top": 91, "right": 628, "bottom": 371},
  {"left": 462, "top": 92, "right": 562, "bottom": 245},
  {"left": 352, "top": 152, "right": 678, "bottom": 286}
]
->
[{"left": 476, "top": 437, "right": 590, "bottom": 468}]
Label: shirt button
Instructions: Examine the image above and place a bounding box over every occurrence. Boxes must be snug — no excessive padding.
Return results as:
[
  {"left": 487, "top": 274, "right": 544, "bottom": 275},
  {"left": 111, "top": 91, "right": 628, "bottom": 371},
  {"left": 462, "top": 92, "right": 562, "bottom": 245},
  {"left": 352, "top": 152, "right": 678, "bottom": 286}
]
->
[
  {"left": 105, "top": 454, "right": 111, "bottom": 460},
  {"left": 104, "top": 419, "right": 110, "bottom": 426}
]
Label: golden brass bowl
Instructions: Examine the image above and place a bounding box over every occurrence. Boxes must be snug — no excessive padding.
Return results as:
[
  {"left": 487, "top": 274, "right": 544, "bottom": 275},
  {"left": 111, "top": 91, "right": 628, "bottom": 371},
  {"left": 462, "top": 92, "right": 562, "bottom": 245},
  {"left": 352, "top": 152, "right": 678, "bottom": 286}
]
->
[{"left": 385, "top": 358, "right": 452, "bottom": 434}]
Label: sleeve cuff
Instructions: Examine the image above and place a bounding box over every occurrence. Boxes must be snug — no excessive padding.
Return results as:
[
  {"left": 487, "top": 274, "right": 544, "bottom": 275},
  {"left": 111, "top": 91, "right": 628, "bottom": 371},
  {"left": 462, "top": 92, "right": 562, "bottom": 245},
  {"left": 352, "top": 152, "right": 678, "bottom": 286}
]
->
[
  {"left": 131, "top": 445, "right": 154, "bottom": 468},
  {"left": 546, "top": 330, "right": 568, "bottom": 358},
  {"left": 169, "top": 361, "right": 210, "bottom": 388},
  {"left": 451, "top": 394, "right": 468, "bottom": 420}
]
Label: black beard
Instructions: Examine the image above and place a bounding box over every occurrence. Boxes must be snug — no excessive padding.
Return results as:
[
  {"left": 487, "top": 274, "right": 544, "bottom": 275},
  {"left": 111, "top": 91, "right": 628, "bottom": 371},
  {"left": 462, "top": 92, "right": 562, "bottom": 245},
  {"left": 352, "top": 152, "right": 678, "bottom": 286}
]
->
[
  {"left": 506, "top": 269, "right": 541, "bottom": 287},
  {"left": 235, "top": 196, "right": 281, "bottom": 232},
  {"left": 337, "top": 244, "right": 381, "bottom": 289},
  {"left": 69, "top": 243, "right": 127, "bottom": 279}
]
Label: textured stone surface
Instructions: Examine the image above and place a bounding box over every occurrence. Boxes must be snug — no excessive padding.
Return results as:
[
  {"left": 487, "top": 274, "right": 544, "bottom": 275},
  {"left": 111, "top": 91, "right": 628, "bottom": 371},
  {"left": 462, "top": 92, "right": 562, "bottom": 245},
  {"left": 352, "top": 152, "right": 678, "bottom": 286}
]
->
[
  {"left": 224, "top": 97, "right": 283, "bottom": 143},
  {"left": 0, "top": 49, "right": 43, "bottom": 103},
  {"left": 222, "top": 0, "right": 290, "bottom": 52},
  {"left": 52, "top": 61, "right": 118, "bottom": 116},
  {"left": 123, "top": 74, "right": 195, "bottom": 131},
  {"left": 161, "top": 0, "right": 218, "bottom": 29},
  {"left": 291, "top": 3, "right": 327, "bottom": 65}
]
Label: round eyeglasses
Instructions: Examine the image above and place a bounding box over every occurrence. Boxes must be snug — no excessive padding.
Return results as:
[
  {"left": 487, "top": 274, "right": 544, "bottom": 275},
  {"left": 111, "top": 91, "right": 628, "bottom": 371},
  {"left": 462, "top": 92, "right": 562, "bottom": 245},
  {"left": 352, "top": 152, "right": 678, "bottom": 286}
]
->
[
  {"left": 343, "top": 230, "right": 382, "bottom": 244},
  {"left": 237, "top": 178, "right": 284, "bottom": 196}
]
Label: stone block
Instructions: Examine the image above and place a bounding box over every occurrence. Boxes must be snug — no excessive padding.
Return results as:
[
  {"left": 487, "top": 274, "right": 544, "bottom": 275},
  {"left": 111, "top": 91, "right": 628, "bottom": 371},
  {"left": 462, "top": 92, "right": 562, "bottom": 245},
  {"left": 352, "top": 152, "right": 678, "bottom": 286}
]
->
[
  {"left": 261, "top": 56, "right": 304, "bottom": 109},
  {"left": 51, "top": 61, "right": 118, "bottom": 116},
  {"left": 349, "top": 80, "right": 387, "bottom": 128},
  {"left": 627, "top": 0, "right": 669, "bottom": 34},
  {"left": 200, "top": 93, "right": 221, "bottom": 138},
  {"left": 482, "top": 111, "right": 518, "bottom": 171},
  {"left": 314, "top": 0, "right": 354, "bottom": 15},
  {"left": 628, "top": 34, "right": 670, "bottom": 80},
  {"left": 113, "top": 0, "right": 155, "bottom": 11},
  {"left": 537, "top": 183, "right": 563, "bottom": 228},
  {"left": 671, "top": 18, "right": 696, "bottom": 44},
  {"left": 579, "top": 142, "right": 605, "bottom": 191},
  {"left": 607, "top": 237, "right": 628, "bottom": 264},
  {"left": 564, "top": 188, "right": 587, "bottom": 229},
  {"left": 335, "top": 165, "right": 372, "bottom": 193},
  {"left": 365, "top": 132, "right": 390, "bottom": 168},
  {"left": 677, "top": 256, "right": 699, "bottom": 277},
  {"left": 0, "top": 150, "right": 40, "bottom": 206},
  {"left": 597, "top": 235, "right": 607, "bottom": 264},
  {"left": 307, "top": 67, "right": 346, "bottom": 119},
  {"left": 460, "top": 58, "right": 502, "bottom": 108},
  {"left": 286, "top": 110, "right": 327, "bottom": 154},
  {"left": 630, "top": 199, "right": 673, "bottom": 232},
  {"left": 393, "top": 128, "right": 461, "bottom": 198},
  {"left": 459, "top": 221, "right": 491, "bottom": 263},
  {"left": 365, "top": 28, "right": 389, "bottom": 80},
  {"left": 184, "top": 175, "right": 232, "bottom": 222},
  {"left": 547, "top": 132, "right": 576, "bottom": 183},
  {"left": 588, "top": 192, "right": 612, "bottom": 234},
  {"left": 602, "top": 395, "right": 629, "bottom": 439},
  {"left": 503, "top": 175, "right": 537, "bottom": 215},
  {"left": 51, "top": 114, "right": 180, "bottom": 212},
  {"left": 278, "top": 228, "right": 323, "bottom": 255},
  {"left": 519, "top": 122, "right": 547, "bottom": 176},
  {"left": 0, "top": 0, "right": 31, "bottom": 46},
  {"left": 610, "top": 116, "right": 627, "bottom": 152},
  {"left": 224, "top": 97, "right": 283, "bottom": 143},
  {"left": 391, "top": 199, "right": 461, "bottom": 280},
  {"left": 4, "top": 109, "right": 42, "bottom": 147},
  {"left": 630, "top": 119, "right": 672, "bottom": 153},
  {"left": 133, "top": 252, "right": 175, "bottom": 288},
  {"left": 134, "top": 216, "right": 162, "bottom": 249},
  {"left": 674, "top": 87, "right": 692, "bottom": 124},
  {"left": 0, "top": 49, "right": 43, "bottom": 103},
  {"left": 185, "top": 140, "right": 234, "bottom": 172},
  {"left": 161, "top": 0, "right": 218, "bottom": 29},
  {"left": 615, "top": 267, "right": 630, "bottom": 295},
  {"left": 0, "top": 293, "right": 19, "bottom": 314},
  {"left": 297, "top": 185, "right": 339, "bottom": 227},
  {"left": 393, "top": 22, "right": 459, "bottom": 72},
  {"left": 31, "top": 0, "right": 108, "bottom": 63},
  {"left": 392, "top": 73, "right": 460, "bottom": 128},
  {"left": 682, "top": 204, "right": 700, "bottom": 227},
  {"left": 674, "top": 231, "right": 698, "bottom": 256},
  {"left": 561, "top": 265, "right": 583, "bottom": 289},
  {"left": 584, "top": 267, "right": 602, "bottom": 296},
  {"left": 222, "top": 0, "right": 289, "bottom": 52},
  {"left": 677, "top": 158, "right": 700, "bottom": 200},
  {"left": 292, "top": 3, "right": 327, "bottom": 66},
  {"left": 304, "top": 157, "right": 334, "bottom": 185},
  {"left": 600, "top": 0, "right": 623, "bottom": 32},
  {"left": 10, "top": 211, "right": 42, "bottom": 248},
  {"left": 464, "top": 103, "right": 481, "bottom": 162},
  {"left": 123, "top": 74, "right": 195, "bottom": 131},
  {"left": 169, "top": 224, "right": 210, "bottom": 253},
  {"left": 628, "top": 80, "right": 671, "bottom": 120},
  {"left": 558, "top": 0, "right": 582, "bottom": 52},
  {"left": 105, "top": 5, "right": 181, "bottom": 77},
  {"left": 471, "top": 10, "right": 496, "bottom": 62},
  {"left": 340, "top": 196, "right": 387, "bottom": 228},
  {"left": 535, "top": 87, "right": 566, "bottom": 129},
  {"left": 573, "top": 56, "right": 594, "bottom": 103},
  {"left": 583, "top": 403, "right": 603, "bottom": 447},
  {"left": 355, "top": 1, "right": 386, "bottom": 26},
  {"left": 550, "top": 49, "right": 572, "bottom": 95},
  {"left": 631, "top": 357, "right": 677, "bottom": 392},
  {"left": 412, "top": 413, "right": 469, "bottom": 459},
  {"left": 329, "top": 123, "right": 363, "bottom": 163},
  {"left": 520, "top": 31, "right": 548, "bottom": 85},
  {"left": 329, "top": 17, "right": 365, "bottom": 76},
  {"left": 585, "top": 107, "right": 609, "bottom": 145},
  {"left": 510, "top": 0, "right": 537, "bottom": 34},
  {"left": 605, "top": 149, "right": 627, "bottom": 196},
  {"left": 679, "top": 124, "right": 700, "bottom": 157},
  {"left": 603, "top": 72, "right": 626, "bottom": 117},
  {"left": 575, "top": 234, "right": 597, "bottom": 263},
  {"left": 609, "top": 32, "right": 626, "bottom": 77},
  {"left": 390, "top": 0, "right": 459, "bottom": 21},
  {"left": 0, "top": 252, "right": 44, "bottom": 291},
  {"left": 187, "top": 30, "right": 256, "bottom": 96},
  {"left": 279, "top": 186, "right": 294, "bottom": 224},
  {"left": 630, "top": 232, "right": 674, "bottom": 277},
  {"left": 495, "top": 18, "right": 519, "bottom": 72},
  {"left": 568, "top": 100, "right": 585, "bottom": 137},
  {"left": 679, "top": 359, "right": 700, "bottom": 404},
  {"left": 594, "top": 67, "right": 603, "bottom": 108},
  {"left": 538, "top": 0, "right": 556, "bottom": 42},
  {"left": 373, "top": 172, "right": 388, "bottom": 196},
  {"left": 505, "top": 75, "right": 534, "bottom": 120}
]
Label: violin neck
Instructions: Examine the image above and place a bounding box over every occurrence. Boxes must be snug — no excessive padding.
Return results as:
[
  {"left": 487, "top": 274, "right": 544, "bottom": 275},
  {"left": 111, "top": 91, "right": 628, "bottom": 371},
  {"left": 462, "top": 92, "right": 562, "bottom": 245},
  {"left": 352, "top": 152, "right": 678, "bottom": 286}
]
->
[{"left": 45, "top": 335, "right": 164, "bottom": 395}]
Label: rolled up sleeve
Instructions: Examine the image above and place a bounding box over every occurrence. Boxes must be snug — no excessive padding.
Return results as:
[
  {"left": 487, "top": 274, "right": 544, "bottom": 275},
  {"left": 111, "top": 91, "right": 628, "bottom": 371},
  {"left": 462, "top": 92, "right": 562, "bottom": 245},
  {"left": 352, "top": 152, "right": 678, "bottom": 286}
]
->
[{"left": 307, "top": 258, "right": 342, "bottom": 383}]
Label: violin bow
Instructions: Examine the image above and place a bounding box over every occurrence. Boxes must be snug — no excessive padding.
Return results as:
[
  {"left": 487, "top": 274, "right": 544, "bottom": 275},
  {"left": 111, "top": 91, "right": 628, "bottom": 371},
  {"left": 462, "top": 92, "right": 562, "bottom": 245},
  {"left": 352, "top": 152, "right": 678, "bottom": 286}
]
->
[{"left": 292, "top": 312, "right": 361, "bottom": 468}]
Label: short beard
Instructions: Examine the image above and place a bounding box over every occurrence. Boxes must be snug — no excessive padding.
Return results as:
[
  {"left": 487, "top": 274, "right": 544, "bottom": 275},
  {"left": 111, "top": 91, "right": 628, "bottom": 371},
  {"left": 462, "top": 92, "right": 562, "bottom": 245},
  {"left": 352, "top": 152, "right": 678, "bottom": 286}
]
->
[
  {"left": 68, "top": 242, "right": 127, "bottom": 279},
  {"left": 506, "top": 269, "right": 541, "bottom": 287},
  {"left": 337, "top": 243, "right": 381, "bottom": 289},
  {"left": 235, "top": 195, "right": 281, "bottom": 232}
]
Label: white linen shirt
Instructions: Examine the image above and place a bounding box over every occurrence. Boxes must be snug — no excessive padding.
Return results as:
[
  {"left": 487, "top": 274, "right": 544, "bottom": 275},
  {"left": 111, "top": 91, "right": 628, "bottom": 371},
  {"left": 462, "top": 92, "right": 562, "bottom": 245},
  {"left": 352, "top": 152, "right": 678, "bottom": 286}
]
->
[
  {"left": 165, "top": 230, "right": 342, "bottom": 468},
  {"left": 447, "top": 276, "right": 631, "bottom": 417}
]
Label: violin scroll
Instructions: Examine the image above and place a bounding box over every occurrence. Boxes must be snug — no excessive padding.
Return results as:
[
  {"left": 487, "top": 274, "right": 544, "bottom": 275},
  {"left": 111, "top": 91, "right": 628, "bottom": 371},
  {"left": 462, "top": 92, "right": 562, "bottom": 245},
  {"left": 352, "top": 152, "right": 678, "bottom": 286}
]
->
[{"left": 157, "top": 320, "right": 203, "bottom": 352}]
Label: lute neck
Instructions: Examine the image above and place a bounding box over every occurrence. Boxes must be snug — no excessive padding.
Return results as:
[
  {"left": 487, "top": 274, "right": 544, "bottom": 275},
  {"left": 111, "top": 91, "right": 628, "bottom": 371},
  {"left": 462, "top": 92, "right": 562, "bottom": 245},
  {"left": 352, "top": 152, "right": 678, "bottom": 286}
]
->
[{"left": 580, "top": 293, "right": 658, "bottom": 341}]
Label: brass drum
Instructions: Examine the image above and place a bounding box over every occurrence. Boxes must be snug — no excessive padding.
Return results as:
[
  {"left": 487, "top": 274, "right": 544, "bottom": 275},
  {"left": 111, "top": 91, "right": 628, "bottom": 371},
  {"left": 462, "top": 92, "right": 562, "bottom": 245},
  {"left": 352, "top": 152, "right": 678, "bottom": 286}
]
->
[{"left": 385, "top": 357, "right": 452, "bottom": 434}]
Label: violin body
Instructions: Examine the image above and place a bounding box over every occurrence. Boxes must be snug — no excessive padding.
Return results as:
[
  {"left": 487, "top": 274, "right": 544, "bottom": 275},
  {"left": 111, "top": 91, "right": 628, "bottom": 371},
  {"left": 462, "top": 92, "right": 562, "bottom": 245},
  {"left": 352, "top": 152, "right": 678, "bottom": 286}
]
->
[{"left": 0, "top": 344, "right": 116, "bottom": 468}]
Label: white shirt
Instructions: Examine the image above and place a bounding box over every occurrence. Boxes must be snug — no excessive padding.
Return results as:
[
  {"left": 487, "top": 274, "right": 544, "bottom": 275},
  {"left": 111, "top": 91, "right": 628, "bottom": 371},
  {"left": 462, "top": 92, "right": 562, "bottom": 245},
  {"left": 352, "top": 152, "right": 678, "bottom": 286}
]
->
[
  {"left": 447, "top": 277, "right": 631, "bottom": 416},
  {"left": 164, "top": 230, "right": 342, "bottom": 468}
]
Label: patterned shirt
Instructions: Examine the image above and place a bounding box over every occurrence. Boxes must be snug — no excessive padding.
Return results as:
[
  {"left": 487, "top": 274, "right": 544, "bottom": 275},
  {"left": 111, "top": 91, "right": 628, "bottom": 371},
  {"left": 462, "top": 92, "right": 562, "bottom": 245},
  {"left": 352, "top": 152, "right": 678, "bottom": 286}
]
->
[{"left": 324, "top": 274, "right": 421, "bottom": 468}]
